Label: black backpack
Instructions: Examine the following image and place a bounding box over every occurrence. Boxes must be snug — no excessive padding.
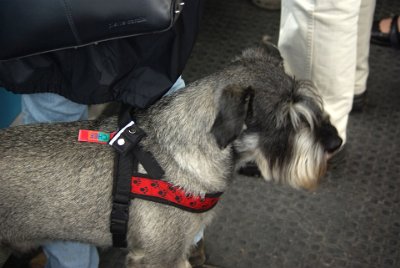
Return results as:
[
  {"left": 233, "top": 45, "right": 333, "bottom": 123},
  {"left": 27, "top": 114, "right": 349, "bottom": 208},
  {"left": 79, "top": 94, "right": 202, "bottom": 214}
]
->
[{"left": 0, "top": 0, "right": 204, "bottom": 108}]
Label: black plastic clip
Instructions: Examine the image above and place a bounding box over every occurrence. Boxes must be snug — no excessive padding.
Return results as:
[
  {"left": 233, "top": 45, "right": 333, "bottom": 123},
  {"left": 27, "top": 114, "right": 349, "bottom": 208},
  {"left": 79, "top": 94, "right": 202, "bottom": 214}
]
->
[{"left": 109, "top": 121, "right": 146, "bottom": 154}]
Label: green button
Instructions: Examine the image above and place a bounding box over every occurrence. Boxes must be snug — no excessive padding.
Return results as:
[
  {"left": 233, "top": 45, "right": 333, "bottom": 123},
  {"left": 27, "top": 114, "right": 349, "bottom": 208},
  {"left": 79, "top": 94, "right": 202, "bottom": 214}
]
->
[{"left": 98, "top": 132, "right": 110, "bottom": 142}]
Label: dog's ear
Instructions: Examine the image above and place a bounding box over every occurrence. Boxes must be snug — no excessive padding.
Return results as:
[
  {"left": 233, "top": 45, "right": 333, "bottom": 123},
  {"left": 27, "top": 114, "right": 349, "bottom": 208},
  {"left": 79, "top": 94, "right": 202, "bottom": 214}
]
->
[
  {"left": 211, "top": 85, "right": 254, "bottom": 149},
  {"left": 260, "top": 41, "right": 283, "bottom": 61},
  {"left": 240, "top": 45, "right": 284, "bottom": 69}
]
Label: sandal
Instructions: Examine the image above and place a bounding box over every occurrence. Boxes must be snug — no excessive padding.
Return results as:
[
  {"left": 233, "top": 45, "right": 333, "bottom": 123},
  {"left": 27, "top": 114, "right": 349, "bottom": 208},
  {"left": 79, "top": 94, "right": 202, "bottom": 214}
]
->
[{"left": 371, "top": 15, "right": 400, "bottom": 49}]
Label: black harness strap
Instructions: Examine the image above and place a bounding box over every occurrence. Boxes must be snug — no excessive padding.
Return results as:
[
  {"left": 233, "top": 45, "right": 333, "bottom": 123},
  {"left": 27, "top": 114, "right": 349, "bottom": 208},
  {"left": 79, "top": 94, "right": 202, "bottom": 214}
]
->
[
  {"left": 110, "top": 105, "right": 140, "bottom": 248},
  {"left": 110, "top": 150, "right": 136, "bottom": 248},
  {"left": 110, "top": 105, "right": 165, "bottom": 248},
  {"left": 132, "top": 146, "right": 164, "bottom": 179}
]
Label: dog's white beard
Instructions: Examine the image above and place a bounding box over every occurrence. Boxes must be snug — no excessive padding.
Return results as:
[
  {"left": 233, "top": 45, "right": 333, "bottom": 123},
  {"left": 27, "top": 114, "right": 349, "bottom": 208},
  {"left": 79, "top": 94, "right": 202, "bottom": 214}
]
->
[
  {"left": 286, "top": 129, "right": 326, "bottom": 189},
  {"left": 255, "top": 129, "right": 326, "bottom": 190}
]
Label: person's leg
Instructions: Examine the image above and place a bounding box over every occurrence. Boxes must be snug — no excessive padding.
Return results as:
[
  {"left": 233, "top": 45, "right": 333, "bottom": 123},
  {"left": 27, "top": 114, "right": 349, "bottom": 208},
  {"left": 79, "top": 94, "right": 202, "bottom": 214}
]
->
[
  {"left": 278, "top": 0, "right": 361, "bottom": 143},
  {"left": 21, "top": 93, "right": 98, "bottom": 268},
  {"left": 43, "top": 242, "right": 98, "bottom": 268},
  {"left": 371, "top": 14, "right": 400, "bottom": 48},
  {"left": 165, "top": 76, "right": 185, "bottom": 95},
  {"left": 377, "top": 17, "right": 400, "bottom": 33},
  {"left": 22, "top": 93, "right": 88, "bottom": 124},
  {"left": 354, "top": 0, "right": 376, "bottom": 96}
]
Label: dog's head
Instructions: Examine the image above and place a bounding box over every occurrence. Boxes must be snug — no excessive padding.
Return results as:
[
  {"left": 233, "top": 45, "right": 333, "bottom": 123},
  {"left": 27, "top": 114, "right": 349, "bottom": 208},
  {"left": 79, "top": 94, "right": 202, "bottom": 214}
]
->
[{"left": 211, "top": 45, "right": 342, "bottom": 190}]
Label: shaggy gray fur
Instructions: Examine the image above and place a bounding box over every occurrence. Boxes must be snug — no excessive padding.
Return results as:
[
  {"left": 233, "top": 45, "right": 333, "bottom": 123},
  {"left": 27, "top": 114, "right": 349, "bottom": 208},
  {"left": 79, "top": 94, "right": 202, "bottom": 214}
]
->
[{"left": 0, "top": 46, "right": 341, "bottom": 267}]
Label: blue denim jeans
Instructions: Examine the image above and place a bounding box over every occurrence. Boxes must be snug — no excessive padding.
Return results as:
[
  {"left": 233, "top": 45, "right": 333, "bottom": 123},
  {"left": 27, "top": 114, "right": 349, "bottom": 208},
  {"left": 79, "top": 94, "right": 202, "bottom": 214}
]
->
[
  {"left": 21, "top": 77, "right": 186, "bottom": 268},
  {"left": 22, "top": 94, "right": 88, "bottom": 124}
]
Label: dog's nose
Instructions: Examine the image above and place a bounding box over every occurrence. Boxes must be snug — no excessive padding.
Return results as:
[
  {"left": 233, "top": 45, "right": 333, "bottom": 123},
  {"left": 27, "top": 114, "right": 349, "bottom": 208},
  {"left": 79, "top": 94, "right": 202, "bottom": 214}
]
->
[
  {"left": 324, "top": 135, "right": 343, "bottom": 153},
  {"left": 319, "top": 122, "right": 343, "bottom": 153}
]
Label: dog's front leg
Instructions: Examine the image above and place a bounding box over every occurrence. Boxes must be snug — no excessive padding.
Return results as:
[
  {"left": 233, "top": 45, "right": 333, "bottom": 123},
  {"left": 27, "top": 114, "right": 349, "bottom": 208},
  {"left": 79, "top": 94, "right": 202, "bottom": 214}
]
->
[
  {"left": 125, "top": 250, "right": 191, "bottom": 268},
  {"left": 177, "top": 259, "right": 192, "bottom": 268}
]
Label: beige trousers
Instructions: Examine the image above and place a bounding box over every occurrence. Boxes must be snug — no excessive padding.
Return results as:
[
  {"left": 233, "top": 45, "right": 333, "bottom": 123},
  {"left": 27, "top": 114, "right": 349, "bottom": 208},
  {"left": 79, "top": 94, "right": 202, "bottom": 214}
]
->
[{"left": 278, "top": 0, "right": 376, "bottom": 142}]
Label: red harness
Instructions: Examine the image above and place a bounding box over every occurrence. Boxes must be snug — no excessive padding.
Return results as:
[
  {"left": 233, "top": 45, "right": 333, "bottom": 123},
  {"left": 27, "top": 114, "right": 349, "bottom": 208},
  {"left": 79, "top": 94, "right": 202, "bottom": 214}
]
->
[
  {"left": 131, "top": 176, "right": 222, "bottom": 213},
  {"left": 78, "top": 129, "right": 222, "bottom": 213},
  {"left": 79, "top": 123, "right": 224, "bottom": 248}
]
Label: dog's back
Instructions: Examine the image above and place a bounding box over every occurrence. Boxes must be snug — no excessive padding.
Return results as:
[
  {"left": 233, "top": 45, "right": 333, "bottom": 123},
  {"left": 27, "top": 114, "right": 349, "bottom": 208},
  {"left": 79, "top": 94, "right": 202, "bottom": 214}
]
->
[{"left": 0, "top": 119, "right": 117, "bottom": 249}]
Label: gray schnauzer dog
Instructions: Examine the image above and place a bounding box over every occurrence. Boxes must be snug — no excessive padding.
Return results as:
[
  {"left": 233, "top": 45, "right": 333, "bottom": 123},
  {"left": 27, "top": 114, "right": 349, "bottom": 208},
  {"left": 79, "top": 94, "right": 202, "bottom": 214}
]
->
[{"left": 0, "top": 46, "right": 342, "bottom": 268}]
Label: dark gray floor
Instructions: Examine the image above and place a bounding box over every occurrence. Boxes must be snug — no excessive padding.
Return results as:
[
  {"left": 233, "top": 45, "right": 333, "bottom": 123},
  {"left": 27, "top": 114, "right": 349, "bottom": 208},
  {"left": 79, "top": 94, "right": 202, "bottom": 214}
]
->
[{"left": 100, "top": 1, "right": 400, "bottom": 267}]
